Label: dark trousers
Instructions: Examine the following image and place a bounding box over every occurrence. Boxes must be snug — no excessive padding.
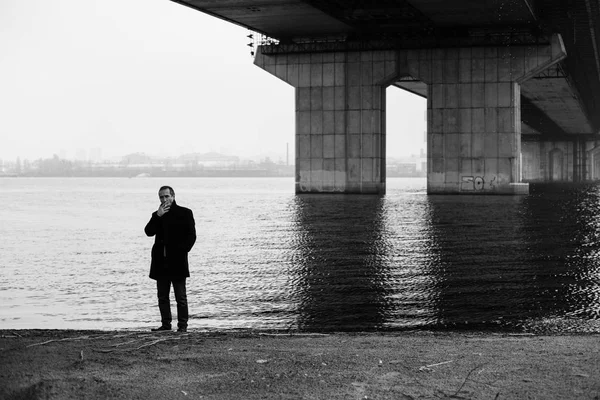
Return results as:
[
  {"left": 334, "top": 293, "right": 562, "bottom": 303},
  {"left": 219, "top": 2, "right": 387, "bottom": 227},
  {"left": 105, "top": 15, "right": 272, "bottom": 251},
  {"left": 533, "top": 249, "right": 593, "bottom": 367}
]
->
[{"left": 156, "top": 279, "right": 188, "bottom": 329}]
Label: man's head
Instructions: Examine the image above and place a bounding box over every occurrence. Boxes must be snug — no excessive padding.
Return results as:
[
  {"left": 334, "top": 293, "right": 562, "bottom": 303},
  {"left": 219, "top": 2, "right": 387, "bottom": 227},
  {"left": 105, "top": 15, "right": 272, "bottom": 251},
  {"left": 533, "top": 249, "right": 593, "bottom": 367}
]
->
[{"left": 158, "top": 186, "right": 175, "bottom": 205}]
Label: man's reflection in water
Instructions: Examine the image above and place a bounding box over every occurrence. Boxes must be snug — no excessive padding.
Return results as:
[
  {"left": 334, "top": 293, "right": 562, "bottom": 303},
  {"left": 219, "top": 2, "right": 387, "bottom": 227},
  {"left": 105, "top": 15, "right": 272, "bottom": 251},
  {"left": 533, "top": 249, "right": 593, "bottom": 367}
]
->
[{"left": 290, "top": 194, "right": 393, "bottom": 332}]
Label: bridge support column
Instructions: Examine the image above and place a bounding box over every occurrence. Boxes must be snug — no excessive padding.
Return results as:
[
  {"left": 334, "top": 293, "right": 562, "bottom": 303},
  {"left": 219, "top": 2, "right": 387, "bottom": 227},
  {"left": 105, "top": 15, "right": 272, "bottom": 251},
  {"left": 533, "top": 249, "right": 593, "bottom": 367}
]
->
[
  {"left": 521, "top": 136, "right": 595, "bottom": 182},
  {"left": 255, "top": 49, "right": 398, "bottom": 193},
  {"left": 403, "top": 34, "right": 566, "bottom": 194}
]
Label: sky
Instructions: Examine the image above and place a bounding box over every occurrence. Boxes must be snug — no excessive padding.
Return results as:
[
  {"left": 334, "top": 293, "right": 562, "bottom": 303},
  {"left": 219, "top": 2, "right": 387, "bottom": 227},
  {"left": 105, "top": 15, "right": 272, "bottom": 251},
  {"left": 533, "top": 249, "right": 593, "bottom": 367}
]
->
[{"left": 0, "top": 0, "right": 426, "bottom": 162}]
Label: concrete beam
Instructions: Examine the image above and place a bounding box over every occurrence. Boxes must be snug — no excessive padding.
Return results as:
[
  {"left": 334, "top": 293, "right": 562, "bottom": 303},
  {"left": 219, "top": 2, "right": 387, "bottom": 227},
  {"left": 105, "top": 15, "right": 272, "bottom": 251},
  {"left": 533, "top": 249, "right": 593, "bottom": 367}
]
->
[
  {"left": 255, "top": 34, "right": 581, "bottom": 195},
  {"left": 521, "top": 96, "right": 568, "bottom": 137}
]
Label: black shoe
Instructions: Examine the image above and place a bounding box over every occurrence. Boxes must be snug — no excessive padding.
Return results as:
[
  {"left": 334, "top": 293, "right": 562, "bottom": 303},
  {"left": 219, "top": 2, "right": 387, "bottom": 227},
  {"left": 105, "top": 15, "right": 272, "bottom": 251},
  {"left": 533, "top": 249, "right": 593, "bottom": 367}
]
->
[
  {"left": 151, "top": 325, "right": 171, "bottom": 332},
  {"left": 177, "top": 327, "right": 187, "bottom": 333}
]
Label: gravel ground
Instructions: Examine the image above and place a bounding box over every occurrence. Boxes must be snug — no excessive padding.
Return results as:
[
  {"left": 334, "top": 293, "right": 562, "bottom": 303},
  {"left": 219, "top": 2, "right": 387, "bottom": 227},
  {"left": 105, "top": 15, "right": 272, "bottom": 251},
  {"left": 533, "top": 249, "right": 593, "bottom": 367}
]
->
[{"left": 1, "top": 329, "right": 599, "bottom": 399}]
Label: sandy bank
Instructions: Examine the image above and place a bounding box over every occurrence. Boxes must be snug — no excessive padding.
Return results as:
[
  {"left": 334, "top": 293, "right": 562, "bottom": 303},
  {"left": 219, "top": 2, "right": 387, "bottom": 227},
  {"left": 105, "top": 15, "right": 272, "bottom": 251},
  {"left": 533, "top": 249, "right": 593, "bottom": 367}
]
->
[{"left": 1, "top": 329, "right": 598, "bottom": 399}]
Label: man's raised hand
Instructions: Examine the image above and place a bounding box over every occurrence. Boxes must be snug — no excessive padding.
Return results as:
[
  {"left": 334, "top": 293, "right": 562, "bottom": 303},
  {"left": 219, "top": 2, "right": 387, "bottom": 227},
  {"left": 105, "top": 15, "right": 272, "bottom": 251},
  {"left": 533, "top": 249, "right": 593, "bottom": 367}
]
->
[{"left": 157, "top": 202, "right": 171, "bottom": 217}]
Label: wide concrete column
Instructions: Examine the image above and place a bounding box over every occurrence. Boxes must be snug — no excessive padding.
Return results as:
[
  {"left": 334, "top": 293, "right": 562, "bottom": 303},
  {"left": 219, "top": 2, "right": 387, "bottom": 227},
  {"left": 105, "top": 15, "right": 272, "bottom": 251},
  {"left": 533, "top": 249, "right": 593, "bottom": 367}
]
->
[
  {"left": 403, "top": 34, "right": 566, "bottom": 194},
  {"left": 255, "top": 49, "right": 398, "bottom": 193}
]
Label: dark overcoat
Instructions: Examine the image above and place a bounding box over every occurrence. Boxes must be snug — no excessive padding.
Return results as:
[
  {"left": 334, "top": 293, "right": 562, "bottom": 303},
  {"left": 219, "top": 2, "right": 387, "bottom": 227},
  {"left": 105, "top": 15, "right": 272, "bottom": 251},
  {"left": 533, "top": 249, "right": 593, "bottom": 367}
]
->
[{"left": 144, "top": 201, "right": 196, "bottom": 280}]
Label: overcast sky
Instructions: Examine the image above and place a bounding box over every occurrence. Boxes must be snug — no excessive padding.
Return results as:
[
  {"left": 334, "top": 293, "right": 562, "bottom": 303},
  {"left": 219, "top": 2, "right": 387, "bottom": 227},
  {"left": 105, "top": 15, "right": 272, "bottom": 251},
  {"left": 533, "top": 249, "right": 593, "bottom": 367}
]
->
[{"left": 0, "top": 0, "right": 426, "bottom": 162}]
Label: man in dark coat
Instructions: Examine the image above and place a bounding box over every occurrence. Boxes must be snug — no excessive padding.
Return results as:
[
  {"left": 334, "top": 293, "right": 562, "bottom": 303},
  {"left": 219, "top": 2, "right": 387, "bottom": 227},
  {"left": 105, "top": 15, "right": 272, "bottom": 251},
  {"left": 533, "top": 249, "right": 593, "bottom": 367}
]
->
[{"left": 145, "top": 185, "right": 196, "bottom": 332}]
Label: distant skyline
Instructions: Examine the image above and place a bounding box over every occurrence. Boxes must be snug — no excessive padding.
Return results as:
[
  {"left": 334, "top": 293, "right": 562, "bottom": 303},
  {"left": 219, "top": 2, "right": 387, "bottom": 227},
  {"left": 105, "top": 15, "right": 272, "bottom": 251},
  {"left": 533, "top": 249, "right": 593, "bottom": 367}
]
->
[
  {"left": 27, "top": 146, "right": 297, "bottom": 163},
  {"left": 0, "top": 0, "right": 427, "bottom": 162}
]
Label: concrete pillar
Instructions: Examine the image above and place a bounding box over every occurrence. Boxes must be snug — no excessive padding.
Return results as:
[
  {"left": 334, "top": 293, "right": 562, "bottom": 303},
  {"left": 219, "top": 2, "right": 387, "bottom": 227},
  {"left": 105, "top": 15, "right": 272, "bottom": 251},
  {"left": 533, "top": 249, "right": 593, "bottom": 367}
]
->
[
  {"left": 589, "top": 144, "right": 600, "bottom": 180},
  {"left": 522, "top": 137, "right": 591, "bottom": 182},
  {"left": 255, "top": 49, "right": 398, "bottom": 194},
  {"left": 402, "top": 34, "right": 566, "bottom": 194}
]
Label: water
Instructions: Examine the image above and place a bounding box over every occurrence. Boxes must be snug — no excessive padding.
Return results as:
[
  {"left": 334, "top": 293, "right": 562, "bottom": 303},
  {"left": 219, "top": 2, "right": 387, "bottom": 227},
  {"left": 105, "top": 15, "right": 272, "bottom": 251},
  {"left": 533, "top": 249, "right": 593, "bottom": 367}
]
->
[{"left": 1, "top": 177, "right": 599, "bottom": 333}]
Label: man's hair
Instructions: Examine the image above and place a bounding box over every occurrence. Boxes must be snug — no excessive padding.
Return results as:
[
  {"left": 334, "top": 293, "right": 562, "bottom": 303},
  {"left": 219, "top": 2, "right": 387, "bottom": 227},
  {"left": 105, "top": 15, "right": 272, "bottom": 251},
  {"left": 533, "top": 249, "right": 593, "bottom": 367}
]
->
[{"left": 159, "top": 186, "right": 175, "bottom": 196}]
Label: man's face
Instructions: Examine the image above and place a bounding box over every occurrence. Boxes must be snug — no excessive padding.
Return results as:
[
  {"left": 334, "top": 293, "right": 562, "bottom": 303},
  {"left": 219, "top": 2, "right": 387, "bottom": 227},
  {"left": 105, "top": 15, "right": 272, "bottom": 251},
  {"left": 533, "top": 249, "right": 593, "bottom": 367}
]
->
[{"left": 158, "top": 189, "right": 174, "bottom": 206}]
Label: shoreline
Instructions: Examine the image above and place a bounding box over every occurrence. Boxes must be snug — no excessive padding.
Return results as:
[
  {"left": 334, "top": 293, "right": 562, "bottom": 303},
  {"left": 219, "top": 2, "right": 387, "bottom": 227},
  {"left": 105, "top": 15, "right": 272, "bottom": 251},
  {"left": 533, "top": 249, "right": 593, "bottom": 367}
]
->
[{"left": 1, "top": 329, "right": 598, "bottom": 399}]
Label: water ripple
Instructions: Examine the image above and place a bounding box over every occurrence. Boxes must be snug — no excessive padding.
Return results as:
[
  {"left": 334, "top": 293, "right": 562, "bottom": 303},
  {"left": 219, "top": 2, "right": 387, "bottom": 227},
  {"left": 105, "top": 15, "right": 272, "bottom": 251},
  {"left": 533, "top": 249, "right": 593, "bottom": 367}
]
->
[{"left": 1, "top": 178, "right": 599, "bottom": 333}]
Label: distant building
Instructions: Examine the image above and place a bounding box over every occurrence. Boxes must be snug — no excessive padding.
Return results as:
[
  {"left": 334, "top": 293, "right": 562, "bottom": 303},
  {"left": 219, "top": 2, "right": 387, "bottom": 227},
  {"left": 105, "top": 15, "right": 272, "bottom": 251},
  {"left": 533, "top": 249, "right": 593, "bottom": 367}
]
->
[
  {"left": 121, "top": 152, "right": 154, "bottom": 164},
  {"left": 387, "top": 153, "right": 427, "bottom": 177},
  {"left": 178, "top": 152, "right": 240, "bottom": 168}
]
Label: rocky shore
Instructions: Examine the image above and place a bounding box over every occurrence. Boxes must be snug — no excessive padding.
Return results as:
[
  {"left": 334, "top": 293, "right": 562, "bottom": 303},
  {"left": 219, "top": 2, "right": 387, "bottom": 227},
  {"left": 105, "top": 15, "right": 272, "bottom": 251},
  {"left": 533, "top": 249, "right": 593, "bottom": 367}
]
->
[{"left": 1, "top": 329, "right": 598, "bottom": 399}]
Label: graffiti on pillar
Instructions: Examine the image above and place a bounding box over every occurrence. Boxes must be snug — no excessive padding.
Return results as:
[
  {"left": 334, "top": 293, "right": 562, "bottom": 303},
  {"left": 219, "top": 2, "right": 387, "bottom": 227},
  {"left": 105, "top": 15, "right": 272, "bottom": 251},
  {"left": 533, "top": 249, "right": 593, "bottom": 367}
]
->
[
  {"left": 461, "top": 176, "right": 478, "bottom": 191},
  {"left": 299, "top": 181, "right": 345, "bottom": 193},
  {"left": 299, "top": 171, "right": 311, "bottom": 192},
  {"left": 460, "top": 176, "right": 497, "bottom": 191},
  {"left": 299, "top": 181, "right": 310, "bottom": 192},
  {"left": 298, "top": 170, "right": 345, "bottom": 192},
  {"left": 474, "top": 176, "right": 484, "bottom": 190}
]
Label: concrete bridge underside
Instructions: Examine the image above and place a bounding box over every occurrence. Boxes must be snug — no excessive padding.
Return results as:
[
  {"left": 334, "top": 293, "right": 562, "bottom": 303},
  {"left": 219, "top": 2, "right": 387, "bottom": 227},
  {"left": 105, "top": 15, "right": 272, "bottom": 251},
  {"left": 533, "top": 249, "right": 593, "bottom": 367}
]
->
[{"left": 170, "top": 0, "right": 600, "bottom": 194}]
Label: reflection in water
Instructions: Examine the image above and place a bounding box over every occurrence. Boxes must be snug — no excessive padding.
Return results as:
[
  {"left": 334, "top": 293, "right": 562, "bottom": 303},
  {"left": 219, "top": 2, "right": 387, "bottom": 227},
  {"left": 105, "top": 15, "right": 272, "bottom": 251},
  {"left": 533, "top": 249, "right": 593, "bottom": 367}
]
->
[
  {"left": 425, "top": 195, "right": 534, "bottom": 330},
  {"left": 289, "top": 192, "right": 443, "bottom": 331},
  {"left": 519, "top": 184, "right": 600, "bottom": 332},
  {"left": 288, "top": 183, "right": 600, "bottom": 333},
  {"left": 290, "top": 195, "right": 392, "bottom": 331}
]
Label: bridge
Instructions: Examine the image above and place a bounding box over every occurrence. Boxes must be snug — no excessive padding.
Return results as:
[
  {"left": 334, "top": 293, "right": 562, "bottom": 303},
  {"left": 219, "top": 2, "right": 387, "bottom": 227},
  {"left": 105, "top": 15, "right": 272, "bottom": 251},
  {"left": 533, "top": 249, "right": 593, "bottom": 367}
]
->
[{"left": 170, "top": 0, "right": 600, "bottom": 194}]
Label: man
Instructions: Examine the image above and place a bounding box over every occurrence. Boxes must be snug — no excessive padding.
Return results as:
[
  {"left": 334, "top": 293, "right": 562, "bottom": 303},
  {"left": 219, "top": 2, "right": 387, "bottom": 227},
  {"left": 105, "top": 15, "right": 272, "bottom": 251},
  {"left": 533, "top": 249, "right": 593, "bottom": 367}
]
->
[{"left": 144, "top": 185, "right": 196, "bottom": 332}]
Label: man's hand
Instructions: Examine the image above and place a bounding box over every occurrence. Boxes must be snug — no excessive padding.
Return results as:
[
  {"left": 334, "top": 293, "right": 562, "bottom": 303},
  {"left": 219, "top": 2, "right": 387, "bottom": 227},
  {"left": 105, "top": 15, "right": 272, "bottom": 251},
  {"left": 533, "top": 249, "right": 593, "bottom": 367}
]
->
[{"left": 157, "top": 201, "right": 171, "bottom": 217}]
